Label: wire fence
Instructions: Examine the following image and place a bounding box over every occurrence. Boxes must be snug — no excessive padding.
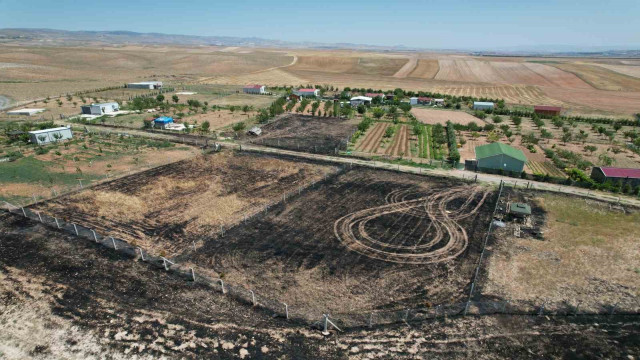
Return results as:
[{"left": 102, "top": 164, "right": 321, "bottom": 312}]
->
[{"left": 3, "top": 157, "right": 640, "bottom": 333}]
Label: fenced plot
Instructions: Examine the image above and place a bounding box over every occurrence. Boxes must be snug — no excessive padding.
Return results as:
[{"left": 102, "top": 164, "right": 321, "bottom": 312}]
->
[
  {"left": 184, "top": 168, "right": 497, "bottom": 320},
  {"left": 249, "top": 114, "right": 358, "bottom": 155}
]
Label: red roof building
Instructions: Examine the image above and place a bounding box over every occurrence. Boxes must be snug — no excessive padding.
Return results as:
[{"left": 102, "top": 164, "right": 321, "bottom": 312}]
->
[
  {"left": 591, "top": 166, "right": 640, "bottom": 187},
  {"left": 418, "top": 97, "right": 432, "bottom": 104},
  {"left": 365, "top": 93, "right": 385, "bottom": 98},
  {"left": 243, "top": 84, "right": 266, "bottom": 94},
  {"left": 534, "top": 105, "right": 562, "bottom": 116}
]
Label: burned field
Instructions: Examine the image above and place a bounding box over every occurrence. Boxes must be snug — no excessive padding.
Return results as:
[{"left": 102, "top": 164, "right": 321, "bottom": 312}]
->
[
  {"left": 249, "top": 114, "right": 358, "bottom": 154},
  {"left": 184, "top": 168, "right": 496, "bottom": 317},
  {"left": 31, "top": 151, "right": 337, "bottom": 256}
]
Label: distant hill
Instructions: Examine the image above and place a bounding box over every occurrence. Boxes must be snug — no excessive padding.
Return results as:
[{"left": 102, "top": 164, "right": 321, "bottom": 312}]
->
[
  {"left": 0, "top": 28, "right": 413, "bottom": 52},
  {"left": 0, "top": 28, "right": 637, "bottom": 57}
]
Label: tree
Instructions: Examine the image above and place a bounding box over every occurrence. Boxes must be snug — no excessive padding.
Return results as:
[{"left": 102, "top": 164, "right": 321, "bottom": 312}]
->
[
  {"left": 156, "top": 94, "right": 165, "bottom": 102},
  {"left": 172, "top": 95, "right": 179, "bottom": 103},
  {"left": 201, "top": 121, "right": 210, "bottom": 133},
  {"left": 598, "top": 152, "right": 615, "bottom": 166},
  {"left": 357, "top": 104, "right": 366, "bottom": 114},
  {"left": 541, "top": 129, "right": 553, "bottom": 141},
  {"left": 492, "top": 115, "right": 503, "bottom": 124},
  {"left": 242, "top": 105, "right": 251, "bottom": 113},
  {"left": 584, "top": 145, "right": 597, "bottom": 154},
  {"left": 561, "top": 132, "right": 572, "bottom": 144},
  {"left": 372, "top": 107, "right": 385, "bottom": 119},
  {"left": 398, "top": 102, "right": 412, "bottom": 114},
  {"left": 613, "top": 122, "right": 622, "bottom": 132},
  {"left": 510, "top": 115, "right": 522, "bottom": 126},
  {"left": 387, "top": 106, "right": 398, "bottom": 119},
  {"left": 232, "top": 122, "right": 246, "bottom": 131}
]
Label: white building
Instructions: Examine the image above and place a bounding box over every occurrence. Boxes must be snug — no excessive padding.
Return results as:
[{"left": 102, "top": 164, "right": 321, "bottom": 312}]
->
[
  {"left": 473, "top": 101, "right": 495, "bottom": 111},
  {"left": 294, "top": 88, "right": 319, "bottom": 97},
  {"left": 81, "top": 102, "right": 120, "bottom": 116},
  {"left": 7, "top": 108, "right": 46, "bottom": 116},
  {"left": 409, "top": 97, "right": 418, "bottom": 105},
  {"left": 29, "top": 126, "right": 73, "bottom": 145},
  {"left": 126, "top": 81, "right": 163, "bottom": 89},
  {"left": 243, "top": 84, "right": 266, "bottom": 94},
  {"left": 433, "top": 99, "right": 445, "bottom": 106},
  {"left": 350, "top": 96, "right": 372, "bottom": 107}
]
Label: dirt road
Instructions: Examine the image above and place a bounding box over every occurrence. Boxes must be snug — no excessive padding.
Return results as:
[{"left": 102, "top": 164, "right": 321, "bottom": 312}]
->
[{"left": 393, "top": 56, "right": 419, "bottom": 78}]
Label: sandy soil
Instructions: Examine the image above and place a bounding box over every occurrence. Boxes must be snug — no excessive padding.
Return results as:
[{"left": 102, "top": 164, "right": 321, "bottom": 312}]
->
[{"left": 412, "top": 108, "right": 481, "bottom": 125}]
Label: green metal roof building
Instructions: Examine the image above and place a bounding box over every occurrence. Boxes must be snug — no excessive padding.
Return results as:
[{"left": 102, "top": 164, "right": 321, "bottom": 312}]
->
[
  {"left": 474, "top": 142, "right": 527, "bottom": 174},
  {"left": 509, "top": 202, "right": 532, "bottom": 217}
]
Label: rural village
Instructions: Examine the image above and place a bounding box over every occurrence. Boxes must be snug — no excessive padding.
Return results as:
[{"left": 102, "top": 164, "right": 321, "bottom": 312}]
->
[{"left": 1, "top": 20, "right": 640, "bottom": 360}]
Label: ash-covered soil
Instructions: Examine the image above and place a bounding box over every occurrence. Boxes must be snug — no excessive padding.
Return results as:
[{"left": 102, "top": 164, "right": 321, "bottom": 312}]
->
[
  {"left": 185, "top": 168, "right": 496, "bottom": 317},
  {"left": 249, "top": 114, "right": 358, "bottom": 154},
  {"left": 1, "top": 213, "right": 639, "bottom": 359}
]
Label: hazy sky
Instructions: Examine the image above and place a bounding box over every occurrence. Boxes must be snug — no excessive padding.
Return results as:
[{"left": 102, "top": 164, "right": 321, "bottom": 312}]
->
[{"left": 1, "top": 0, "right": 639, "bottom": 50}]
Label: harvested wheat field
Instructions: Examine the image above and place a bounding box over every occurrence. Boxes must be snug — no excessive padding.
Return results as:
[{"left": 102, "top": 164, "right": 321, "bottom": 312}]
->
[
  {"left": 407, "top": 59, "right": 440, "bottom": 79},
  {"left": 31, "top": 151, "right": 336, "bottom": 256},
  {"left": 185, "top": 168, "right": 496, "bottom": 316},
  {"left": 552, "top": 63, "right": 640, "bottom": 91},
  {"left": 411, "top": 108, "right": 480, "bottom": 125},
  {"left": 593, "top": 63, "right": 640, "bottom": 78},
  {"left": 485, "top": 191, "right": 640, "bottom": 313}
]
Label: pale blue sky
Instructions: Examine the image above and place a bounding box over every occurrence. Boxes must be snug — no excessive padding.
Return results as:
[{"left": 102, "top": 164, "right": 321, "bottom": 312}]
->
[{"left": 1, "top": 0, "right": 638, "bottom": 50}]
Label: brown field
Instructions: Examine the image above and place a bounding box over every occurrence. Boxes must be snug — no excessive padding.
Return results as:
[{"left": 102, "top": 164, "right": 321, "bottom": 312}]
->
[
  {"left": 552, "top": 63, "right": 640, "bottom": 91},
  {"left": 485, "top": 192, "right": 640, "bottom": 312},
  {"left": 593, "top": 63, "right": 640, "bottom": 78},
  {"left": 2, "top": 45, "right": 640, "bottom": 116},
  {"left": 407, "top": 59, "right": 440, "bottom": 78},
  {"left": 411, "top": 108, "right": 481, "bottom": 125},
  {"left": 355, "top": 122, "right": 389, "bottom": 153}
]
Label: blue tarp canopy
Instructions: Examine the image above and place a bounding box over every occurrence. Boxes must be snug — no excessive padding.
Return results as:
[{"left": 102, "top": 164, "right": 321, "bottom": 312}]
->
[{"left": 154, "top": 116, "right": 173, "bottom": 124}]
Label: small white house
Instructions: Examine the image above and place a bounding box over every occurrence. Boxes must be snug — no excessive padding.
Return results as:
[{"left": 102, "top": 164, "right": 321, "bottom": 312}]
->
[
  {"left": 243, "top": 85, "right": 266, "bottom": 94},
  {"left": 294, "top": 88, "right": 319, "bottom": 97},
  {"left": 29, "top": 126, "right": 73, "bottom": 145},
  {"left": 126, "top": 81, "right": 163, "bottom": 89},
  {"left": 7, "top": 108, "right": 46, "bottom": 116},
  {"left": 350, "top": 96, "right": 372, "bottom": 107},
  {"left": 473, "top": 101, "right": 495, "bottom": 111},
  {"left": 409, "top": 97, "right": 418, "bottom": 105},
  {"left": 81, "top": 102, "right": 120, "bottom": 116},
  {"left": 433, "top": 99, "right": 445, "bottom": 106}
]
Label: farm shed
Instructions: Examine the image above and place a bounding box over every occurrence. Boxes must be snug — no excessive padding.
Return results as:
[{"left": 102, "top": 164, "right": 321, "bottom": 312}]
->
[
  {"left": 418, "top": 97, "right": 432, "bottom": 105},
  {"left": 433, "top": 99, "right": 445, "bottom": 106},
  {"left": 590, "top": 166, "right": 640, "bottom": 187},
  {"left": 126, "top": 81, "right": 163, "bottom": 89},
  {"left": 153, "top": 116, "right": 174, "bottom": 129},
  {"left": 474, "top": 142, "right": 527, "bottom": 174},
  {"left": 410, "top": 97, "right": 418, "bottom": 105},
  {"left": 28, "top": 126, "right": 73, "bottom": 145},
  {"left": 81, "top": 102, "right": 119, "bottom": 116},
  {"left": 534, "top": 105, "right": 562, "bottom": 116},
  {"left": 473, "top": 101, "right": 495, "bottom": 110},
  {"left": 350, "top": 96, "right": 372, "bottom": 107},
  {"left": 243, "top": 84, "right": 266, "bottom": 94},
  {"left": 294, "top": 88, "right": 319, "bottom": 97},
  {"left": 7, "top": 108, "right": 46, "bottom": 116},
  {"left": 365, "top": 93, "right": 385, "bottom": 99}
]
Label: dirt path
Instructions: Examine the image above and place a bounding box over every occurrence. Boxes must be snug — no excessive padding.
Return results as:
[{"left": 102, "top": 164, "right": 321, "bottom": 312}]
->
[
  {"left": 393, "top": 56, "right": 419, "bottom": 78},
  {"left": 357, "top": 122, "right": 387, "bottom": 152}
]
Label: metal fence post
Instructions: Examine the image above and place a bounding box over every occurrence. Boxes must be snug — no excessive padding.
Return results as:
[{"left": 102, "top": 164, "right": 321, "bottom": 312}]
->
[
  {"left": 111, "top": 237, "right": 117, "bottom": 250},
  {"left": 610, "top": 303, "right": 618, "bottom": 315},
  {"left": 37, "top": 211, "right": 43, "bottom": 223},
  {"left": 464, "top": 301, "right": 471, "bottom": 316},
  {"left": 249, "top": 290, "right": 256, "bottom": 306},
  {"left": 368, "top": 313, "right": 373, "bottom": 327},
  {"left": 538, "top": 302, "right": 545, "bottom": 316},
  {"left": 22, "top": 207, "right": 26, "bottom": 217},
  {"left": 137, "top": 247, "right": 145, "bottom": 261},
  {"left": 219, "top": 279, "right": 226, "bottom": 294},
  {"left": 73, "top": 223, "right": 78, "bottom": 235},
  {"left": 191, "top": 268, "right": 196, "bottom": 281},
  {"left": 91, "top": 230, "right": 98, "bottom": 242},
  {"left": 284, "top": 303, "right": 289, "bottom": 320},
  {"left": 54, "top": 217, "right": 60, "bottom": 229}
]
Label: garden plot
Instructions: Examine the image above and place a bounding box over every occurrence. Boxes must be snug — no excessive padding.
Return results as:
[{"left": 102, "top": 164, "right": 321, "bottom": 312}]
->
[
  {"left": 31, "top": 151, "right": 336, "bottom": 256},
  {"left": 184, "top": 168, "right": 496, "bottom": 316},
  {"left": 250, "top": 114, "right": 358, "bottom": 154}
]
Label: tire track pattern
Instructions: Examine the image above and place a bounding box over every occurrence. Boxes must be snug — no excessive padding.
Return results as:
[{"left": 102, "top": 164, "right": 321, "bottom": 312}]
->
[{"left": 334, "top": 185, "right": 490, "bottom": 264}]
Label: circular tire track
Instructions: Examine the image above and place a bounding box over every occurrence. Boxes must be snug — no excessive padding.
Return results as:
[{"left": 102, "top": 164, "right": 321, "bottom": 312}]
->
[{"left": 334, "top": 185, "right": 489, "bottom": 264}]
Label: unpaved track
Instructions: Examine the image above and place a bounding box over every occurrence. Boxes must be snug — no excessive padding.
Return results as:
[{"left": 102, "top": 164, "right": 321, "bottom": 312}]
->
[
  {"left": 393, "top": 56, "right": 418, "bottom": 78},
  {"left": 334, "top": 185, "right": 490, "bottom": 264}
]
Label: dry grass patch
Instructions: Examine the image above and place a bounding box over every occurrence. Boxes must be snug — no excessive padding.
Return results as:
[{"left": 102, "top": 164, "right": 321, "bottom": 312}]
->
[{"left": 486, "top": 194, "right": 640, "bottom": 310}]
